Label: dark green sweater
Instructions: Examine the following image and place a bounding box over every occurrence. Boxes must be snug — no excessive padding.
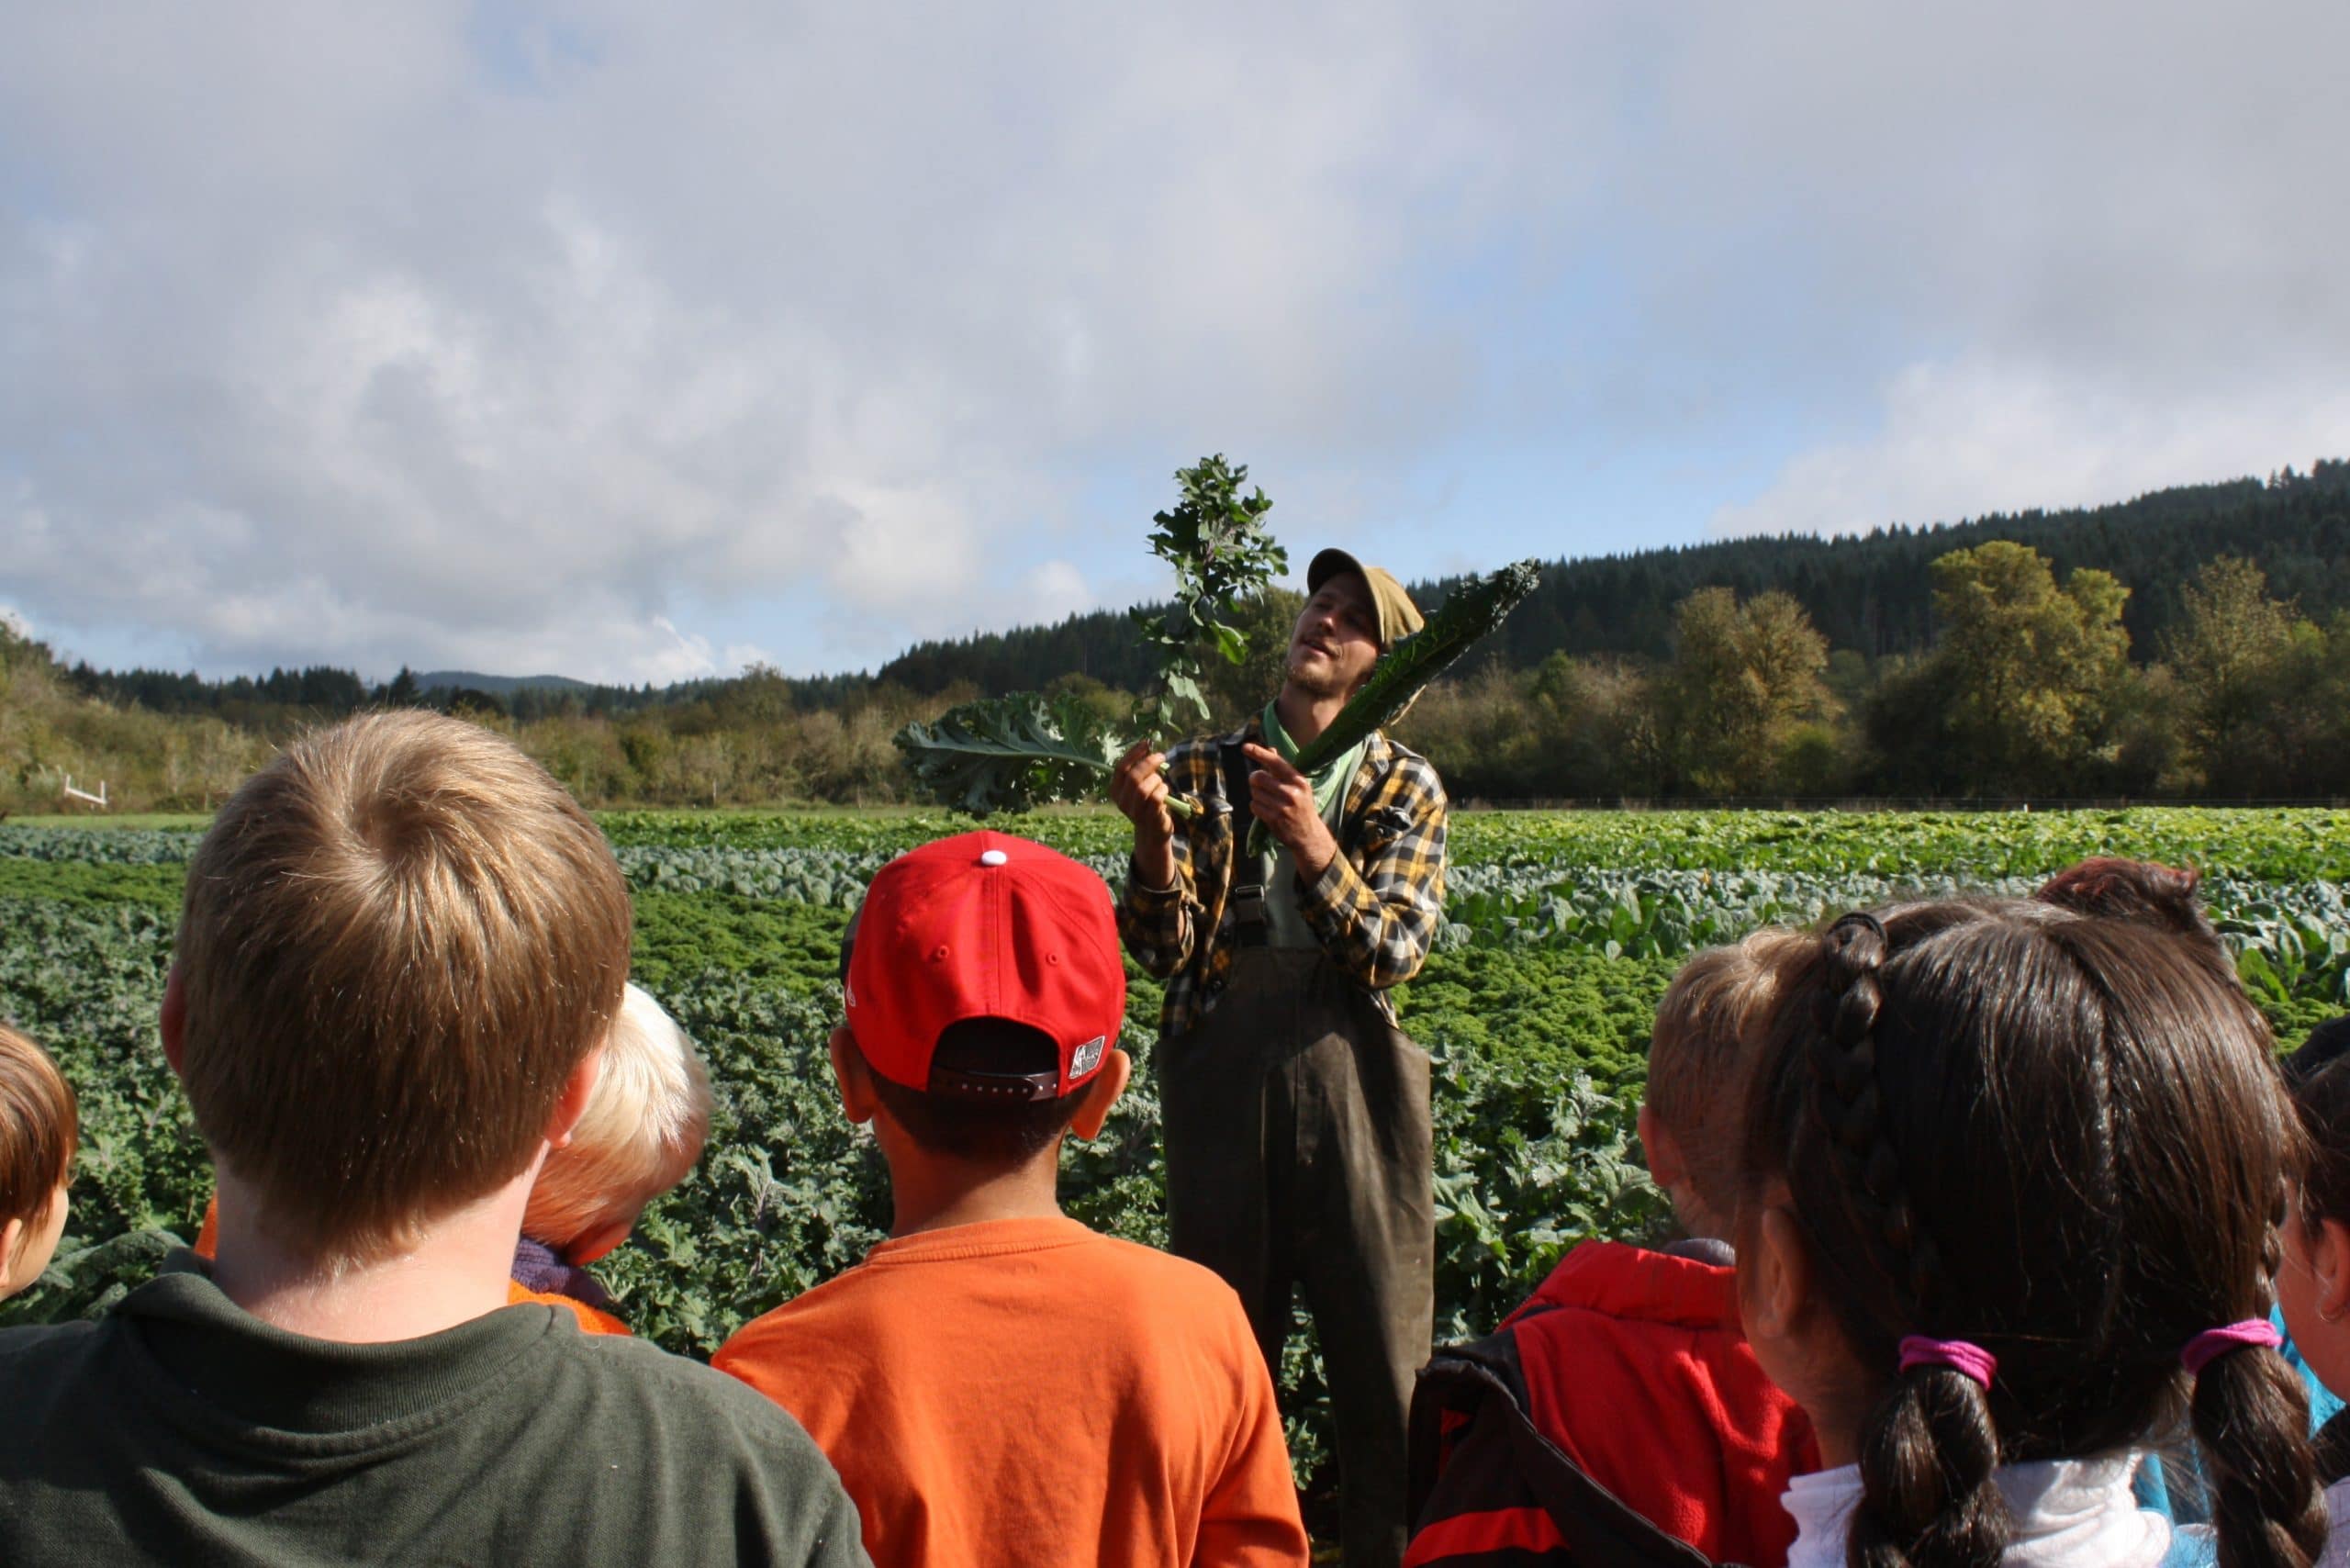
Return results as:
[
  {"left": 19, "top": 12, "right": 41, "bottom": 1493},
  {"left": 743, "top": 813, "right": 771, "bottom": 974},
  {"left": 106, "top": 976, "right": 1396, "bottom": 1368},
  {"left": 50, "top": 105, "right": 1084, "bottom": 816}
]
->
[{"left": 0, "top": 1260, "right": 870, "bottom": 1566}]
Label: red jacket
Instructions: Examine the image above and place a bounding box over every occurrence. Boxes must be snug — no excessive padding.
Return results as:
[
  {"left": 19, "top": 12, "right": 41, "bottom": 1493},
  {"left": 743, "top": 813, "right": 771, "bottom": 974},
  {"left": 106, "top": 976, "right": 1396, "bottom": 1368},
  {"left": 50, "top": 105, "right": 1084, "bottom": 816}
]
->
[{"left": 1406, "top": 1240, "right": 1817, "bottom": 1567}]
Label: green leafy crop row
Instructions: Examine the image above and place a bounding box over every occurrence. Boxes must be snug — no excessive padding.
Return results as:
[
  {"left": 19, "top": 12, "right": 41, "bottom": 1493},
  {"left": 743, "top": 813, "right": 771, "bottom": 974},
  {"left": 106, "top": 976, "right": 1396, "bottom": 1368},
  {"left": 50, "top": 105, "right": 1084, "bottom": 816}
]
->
[
  {"left": 15, "top": 803, "right": 2347, "bottom": 878},
  {"left": 6, "top": 807, "right": 2346, "bottom": 1478}
]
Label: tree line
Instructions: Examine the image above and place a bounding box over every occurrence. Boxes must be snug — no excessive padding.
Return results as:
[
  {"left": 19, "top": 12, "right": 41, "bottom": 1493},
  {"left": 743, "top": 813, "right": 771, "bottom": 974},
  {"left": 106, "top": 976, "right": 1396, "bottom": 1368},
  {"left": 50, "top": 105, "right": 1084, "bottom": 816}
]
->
[
  {"left": 878, "top": 460, "right": 2350, "bottom": 690},
  {"left": 1408, "top": 544, "right": 2350, "bottom": 801},
  {"left": 6, "top": 463, "right": 2349, "bottom": 812}
]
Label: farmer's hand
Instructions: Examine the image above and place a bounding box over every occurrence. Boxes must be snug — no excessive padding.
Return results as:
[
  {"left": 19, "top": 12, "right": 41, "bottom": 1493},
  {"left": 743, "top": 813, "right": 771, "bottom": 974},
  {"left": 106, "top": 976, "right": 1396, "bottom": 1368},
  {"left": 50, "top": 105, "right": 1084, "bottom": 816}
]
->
[
  {"left": 1243, "top": 744, "right": 1338, "bottom": 879},
  {"left": 1111, "top": 742, "right": 1174, "bottom": 839},
  {"left": 1112, "top": 743, "right": 1180, "bottom": 890}
]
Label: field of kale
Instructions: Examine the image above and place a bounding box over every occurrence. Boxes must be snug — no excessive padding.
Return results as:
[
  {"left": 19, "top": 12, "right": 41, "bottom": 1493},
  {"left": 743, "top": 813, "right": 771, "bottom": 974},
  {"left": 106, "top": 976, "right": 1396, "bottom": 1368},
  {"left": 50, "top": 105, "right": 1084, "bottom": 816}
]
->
[{"left": 5, "top": 806, "right": 2348, "bottom": 1483}]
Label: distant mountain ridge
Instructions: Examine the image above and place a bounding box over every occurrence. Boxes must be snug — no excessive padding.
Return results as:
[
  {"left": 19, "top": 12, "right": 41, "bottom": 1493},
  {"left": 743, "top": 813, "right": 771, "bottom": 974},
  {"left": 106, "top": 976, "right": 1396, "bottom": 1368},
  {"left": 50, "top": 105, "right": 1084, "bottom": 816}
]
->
[{"left": 411, "top": 670, "right": 596, "bottom": 697}]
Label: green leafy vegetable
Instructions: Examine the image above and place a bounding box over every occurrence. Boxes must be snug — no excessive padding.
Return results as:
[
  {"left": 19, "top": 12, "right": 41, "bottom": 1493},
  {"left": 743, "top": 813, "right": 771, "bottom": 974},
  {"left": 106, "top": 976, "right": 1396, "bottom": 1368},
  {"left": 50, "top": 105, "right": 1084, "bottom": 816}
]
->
[
  {"left": 896, "top": 454, "right": 1286, "bottom": 815},
  {"left": 892, "top": 691, "right": 1129, "bottom": 816},
  {"left": 1132, "top": 455, "right": 1288, "bottom": 741}
]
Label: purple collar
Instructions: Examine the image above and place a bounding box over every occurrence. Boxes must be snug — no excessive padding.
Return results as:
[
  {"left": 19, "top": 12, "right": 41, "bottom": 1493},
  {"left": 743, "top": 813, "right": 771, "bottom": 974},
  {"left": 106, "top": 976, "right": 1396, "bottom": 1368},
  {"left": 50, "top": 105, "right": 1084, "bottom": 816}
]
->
[{"left": 511, "top": 1236, "right": 614, "bottom": 1310}]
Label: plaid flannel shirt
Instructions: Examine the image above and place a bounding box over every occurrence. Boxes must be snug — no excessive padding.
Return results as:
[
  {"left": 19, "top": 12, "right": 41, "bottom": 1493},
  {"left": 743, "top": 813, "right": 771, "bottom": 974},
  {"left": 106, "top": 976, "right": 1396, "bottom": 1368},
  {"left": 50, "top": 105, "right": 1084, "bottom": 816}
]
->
[{"left": 1117, "top": 718, "right": 1449, "bottom": 1041}]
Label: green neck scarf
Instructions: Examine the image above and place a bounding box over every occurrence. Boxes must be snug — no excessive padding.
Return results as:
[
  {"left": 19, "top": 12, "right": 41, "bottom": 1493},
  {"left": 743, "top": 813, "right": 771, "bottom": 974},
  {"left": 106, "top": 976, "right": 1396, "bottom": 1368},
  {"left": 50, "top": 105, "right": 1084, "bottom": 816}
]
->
[{"left": 1259, "top": 701, "right": 1370, "bottom": 829}]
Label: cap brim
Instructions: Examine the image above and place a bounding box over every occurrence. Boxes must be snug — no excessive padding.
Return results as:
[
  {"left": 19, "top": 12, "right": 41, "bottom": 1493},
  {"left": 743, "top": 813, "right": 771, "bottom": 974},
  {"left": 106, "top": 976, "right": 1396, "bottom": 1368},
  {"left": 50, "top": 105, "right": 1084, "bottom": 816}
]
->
[
  {"left": 1307, "top": 547, "right": 1422, "bottom": 648},
  {"left": 1307, "top": 547, "right": 1368, "bottom": 594}
]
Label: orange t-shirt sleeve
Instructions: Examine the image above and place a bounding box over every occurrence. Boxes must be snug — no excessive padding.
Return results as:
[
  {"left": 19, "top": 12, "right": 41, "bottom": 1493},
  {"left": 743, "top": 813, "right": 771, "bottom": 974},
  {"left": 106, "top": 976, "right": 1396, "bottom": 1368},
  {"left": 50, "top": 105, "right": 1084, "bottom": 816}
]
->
[
  {"left": 507, "top": 1280, "right": 632, "bottom": 1336},
  {"left": 194, "top": 1195, "right": 218, "bottom": 1260},
  {"left": 1198, "top": 1332, "right": 1313, "bottom": 1567}
]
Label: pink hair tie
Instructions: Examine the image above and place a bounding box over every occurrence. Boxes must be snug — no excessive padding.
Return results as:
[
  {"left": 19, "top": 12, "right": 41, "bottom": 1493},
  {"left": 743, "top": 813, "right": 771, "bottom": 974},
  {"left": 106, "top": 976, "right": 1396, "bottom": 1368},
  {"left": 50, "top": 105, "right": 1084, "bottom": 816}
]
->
[
  {"left": 2180, "top": 1319, "right": 2282, "bottom": 1376},
  {"left": 1897, "top": 1336, "right": 1998, "bottom": 1389}
]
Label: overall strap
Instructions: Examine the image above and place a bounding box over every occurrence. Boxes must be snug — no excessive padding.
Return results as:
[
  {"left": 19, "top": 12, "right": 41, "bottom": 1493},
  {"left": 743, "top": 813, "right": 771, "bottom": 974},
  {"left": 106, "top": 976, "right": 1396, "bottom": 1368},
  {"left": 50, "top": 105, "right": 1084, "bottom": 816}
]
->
[{"left": 1219, "top": 739, "right": 1269, "bottom": 947}]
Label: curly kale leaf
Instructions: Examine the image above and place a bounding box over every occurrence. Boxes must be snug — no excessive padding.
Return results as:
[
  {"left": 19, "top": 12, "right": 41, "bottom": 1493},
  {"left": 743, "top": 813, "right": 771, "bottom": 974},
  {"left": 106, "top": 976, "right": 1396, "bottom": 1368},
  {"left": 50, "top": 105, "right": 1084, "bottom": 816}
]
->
[{"left": 892, "top": 691, "right": 1127, "bottom": 815}]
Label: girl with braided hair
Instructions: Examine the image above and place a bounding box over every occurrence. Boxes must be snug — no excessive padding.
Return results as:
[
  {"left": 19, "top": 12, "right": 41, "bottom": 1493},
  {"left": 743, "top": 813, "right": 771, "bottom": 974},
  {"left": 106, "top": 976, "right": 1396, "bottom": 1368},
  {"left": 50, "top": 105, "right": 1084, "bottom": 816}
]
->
[{"left": 1735, "top": 871, "right": 2326, "bottom": 1567}]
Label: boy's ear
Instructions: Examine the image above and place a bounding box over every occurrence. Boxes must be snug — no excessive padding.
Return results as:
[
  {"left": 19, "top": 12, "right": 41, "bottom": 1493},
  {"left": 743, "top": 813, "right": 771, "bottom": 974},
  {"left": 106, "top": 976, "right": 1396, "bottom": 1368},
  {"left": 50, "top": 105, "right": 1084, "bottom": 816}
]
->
[
  {"left": 0, "top": 1216, "right": 22, "bottom": 1271},
  {"left": 544, "top": 1047, "right": 603, "bottom": 1151},
  {"left": 1069, "top": 1047, "right": 1132, "bottom": 1141},
  {"left": 160, "top": 964, "right": 187, "bottom": 1077},
  {"left": 1637, "top": 1103, "right": 1684, "bottom": 1192},
  {"left": 828, "top": 1025, "right": 878, "bottom": 1126}
]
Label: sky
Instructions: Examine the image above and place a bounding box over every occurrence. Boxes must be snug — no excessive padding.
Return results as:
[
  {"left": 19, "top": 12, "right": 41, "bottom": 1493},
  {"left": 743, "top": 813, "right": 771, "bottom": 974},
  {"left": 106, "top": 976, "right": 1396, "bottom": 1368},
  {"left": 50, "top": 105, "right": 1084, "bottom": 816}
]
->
[{"left": 5, "top": 2, "right": 2348, "bottom": 685}]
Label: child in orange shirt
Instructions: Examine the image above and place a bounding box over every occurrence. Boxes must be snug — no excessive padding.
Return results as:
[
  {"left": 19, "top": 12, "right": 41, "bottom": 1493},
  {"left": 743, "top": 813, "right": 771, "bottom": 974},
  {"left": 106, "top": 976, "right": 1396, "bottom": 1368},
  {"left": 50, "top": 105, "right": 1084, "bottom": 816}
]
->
[
  {"left": 716, "top": 831, "right": 1309, "bottom": 1568},
  {"left": 0, "top": 1024, "right": 76, "bottom": 1303}
]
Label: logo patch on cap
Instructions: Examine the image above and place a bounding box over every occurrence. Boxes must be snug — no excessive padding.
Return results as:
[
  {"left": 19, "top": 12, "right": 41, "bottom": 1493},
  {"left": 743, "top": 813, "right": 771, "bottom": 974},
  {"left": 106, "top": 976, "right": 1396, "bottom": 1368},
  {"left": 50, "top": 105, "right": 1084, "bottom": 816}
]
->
[{"left": 1070, "top": 1035, "right": 1106, "bottom": 1078}]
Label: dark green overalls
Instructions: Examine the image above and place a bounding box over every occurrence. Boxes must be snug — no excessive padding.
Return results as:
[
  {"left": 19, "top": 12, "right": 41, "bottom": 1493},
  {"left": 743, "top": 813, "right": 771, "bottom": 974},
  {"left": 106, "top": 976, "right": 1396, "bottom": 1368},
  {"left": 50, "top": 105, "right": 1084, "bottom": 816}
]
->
[{"left": 1159, "top": 744, "right": 1437, "bottom": 1567}]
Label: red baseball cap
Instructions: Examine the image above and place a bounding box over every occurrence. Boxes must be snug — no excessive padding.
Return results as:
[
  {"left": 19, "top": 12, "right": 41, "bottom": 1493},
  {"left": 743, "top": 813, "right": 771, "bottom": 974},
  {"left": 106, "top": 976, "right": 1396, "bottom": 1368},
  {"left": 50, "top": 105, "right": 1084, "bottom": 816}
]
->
[{"left": 843, "top": 831, "right": 1126, "bottom": 1101}]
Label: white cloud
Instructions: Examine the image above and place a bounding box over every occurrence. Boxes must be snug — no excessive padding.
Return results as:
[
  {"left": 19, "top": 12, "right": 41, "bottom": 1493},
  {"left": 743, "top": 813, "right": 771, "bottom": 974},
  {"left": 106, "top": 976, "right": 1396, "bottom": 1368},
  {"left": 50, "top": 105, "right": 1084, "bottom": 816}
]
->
[
  {"left": 621, "top": 619, "right": 773, "bottom": 687},
  {"left": 1659, "top": 0, "right": 2350, "bottom": 543},
  {"left": 4, "top": 1, "right": 2348, "bottom": 680},
  {"left": 1712, "top": 355, "right": 2350, "bottom": 538},
  {"left": 1018, "top": 560, "right": 1095, "bottom": 624},
  {"left": 0, "top": 2, "right": 1623, "bottom": 679}
]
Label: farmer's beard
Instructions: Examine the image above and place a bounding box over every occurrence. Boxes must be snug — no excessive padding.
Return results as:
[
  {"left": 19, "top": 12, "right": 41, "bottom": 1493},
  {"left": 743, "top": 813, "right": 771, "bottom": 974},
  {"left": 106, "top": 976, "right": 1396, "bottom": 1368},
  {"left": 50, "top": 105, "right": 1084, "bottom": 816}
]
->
[{"left": 1283, "top": 647, "right": 1360, "bottom": 701}]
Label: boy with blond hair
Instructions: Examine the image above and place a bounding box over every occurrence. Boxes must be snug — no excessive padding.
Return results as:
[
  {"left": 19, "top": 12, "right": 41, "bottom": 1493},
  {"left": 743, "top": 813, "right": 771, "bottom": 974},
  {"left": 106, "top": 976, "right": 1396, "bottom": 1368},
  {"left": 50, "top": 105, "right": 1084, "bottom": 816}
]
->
[
  {"left": 0, "top": 711, "right": 867, "bottom": 1566},
  {"left": 512, "top": 980, "right": 715, "bottom": 1327},
  {"left": 1406, "top": 931, "right": 1819, "bottom": 1566},
  {"left": 716, "top": 830, "right": 1308, "bottom": 1568}
]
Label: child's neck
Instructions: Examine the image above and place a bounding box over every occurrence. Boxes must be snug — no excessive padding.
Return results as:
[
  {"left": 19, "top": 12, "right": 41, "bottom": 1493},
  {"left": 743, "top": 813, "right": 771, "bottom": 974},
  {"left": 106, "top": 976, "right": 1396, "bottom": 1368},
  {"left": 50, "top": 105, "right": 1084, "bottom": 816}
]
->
[
  {"left": 885, "top": 1147, "right": 1067, "bottom": 1239},
  {"left": 207, "top": 1168, "right": 538, "bottom": 1343}
]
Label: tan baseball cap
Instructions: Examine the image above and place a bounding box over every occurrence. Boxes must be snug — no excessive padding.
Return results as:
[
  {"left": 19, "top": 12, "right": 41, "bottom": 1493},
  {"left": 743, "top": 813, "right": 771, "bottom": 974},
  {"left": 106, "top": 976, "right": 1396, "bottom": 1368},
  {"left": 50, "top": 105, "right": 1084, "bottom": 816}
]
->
[{"left": 1307, "top": 547, "right": 1425, "bottom": 649}]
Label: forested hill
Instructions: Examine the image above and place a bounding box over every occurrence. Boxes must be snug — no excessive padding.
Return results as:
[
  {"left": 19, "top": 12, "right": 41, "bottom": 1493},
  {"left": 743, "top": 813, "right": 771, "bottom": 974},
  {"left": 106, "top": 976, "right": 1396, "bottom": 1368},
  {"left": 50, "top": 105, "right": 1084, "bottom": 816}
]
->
[{"left": 878, "top": 460, "right": 2350, "bottom": 696}]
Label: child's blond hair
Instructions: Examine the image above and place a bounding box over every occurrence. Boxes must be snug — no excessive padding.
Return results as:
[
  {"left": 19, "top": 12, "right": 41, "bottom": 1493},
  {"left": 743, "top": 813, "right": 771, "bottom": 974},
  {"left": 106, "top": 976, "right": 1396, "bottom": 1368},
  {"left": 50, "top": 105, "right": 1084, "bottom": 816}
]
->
[
  {"left": 1646, "top": 928, "right": 1810, "bottom": 1219},
  {"left": 0, "top": 1024, "right": 75, "bottom": 1231},
  {"left": 175, "top": 711, "right": 632, "bottom": 1266},
  {"left": 524, "top": 983, "right": 713, "bottom": 1257}
]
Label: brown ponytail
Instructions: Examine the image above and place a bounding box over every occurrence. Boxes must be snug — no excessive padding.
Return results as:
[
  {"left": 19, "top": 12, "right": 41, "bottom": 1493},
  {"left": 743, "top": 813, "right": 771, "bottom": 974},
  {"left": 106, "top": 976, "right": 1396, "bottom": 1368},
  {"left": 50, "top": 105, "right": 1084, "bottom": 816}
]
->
[
  {"left": 2190, "top": 1328, "right": 2327, "bottom": 1566},
  {"left": 1851, "top": 1364, "right": 2008, "bottom": 1567}
]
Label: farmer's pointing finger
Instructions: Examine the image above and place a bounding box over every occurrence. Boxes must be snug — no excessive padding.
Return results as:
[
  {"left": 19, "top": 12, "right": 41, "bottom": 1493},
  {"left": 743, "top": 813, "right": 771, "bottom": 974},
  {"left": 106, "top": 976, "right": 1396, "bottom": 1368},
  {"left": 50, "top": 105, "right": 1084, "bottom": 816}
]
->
[{"left": 1240, "top": 743, "right": 1304, "bottom": 784}]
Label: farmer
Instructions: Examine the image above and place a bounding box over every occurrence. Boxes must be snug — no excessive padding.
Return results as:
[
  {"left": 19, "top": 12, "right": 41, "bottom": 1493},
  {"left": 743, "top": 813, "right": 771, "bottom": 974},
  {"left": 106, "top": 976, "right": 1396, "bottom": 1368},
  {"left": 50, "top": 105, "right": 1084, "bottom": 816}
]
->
[{"left": 1112, "top": 548, "right": 1447, "bottom": 1568}]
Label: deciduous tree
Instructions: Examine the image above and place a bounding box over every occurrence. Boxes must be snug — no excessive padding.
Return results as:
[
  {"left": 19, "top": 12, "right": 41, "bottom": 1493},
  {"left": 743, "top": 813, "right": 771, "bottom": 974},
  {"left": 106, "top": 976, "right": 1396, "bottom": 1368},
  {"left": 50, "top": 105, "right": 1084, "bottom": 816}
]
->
[
  {"left": 2164, "top": 555, "right": 2322, "bottom": 793},
  {"left": 1928, "top": 542, "right": 2132, "bottom": 792},
  {"left": 1658, "top": 587, "right": 1832, "bottom": 793}
]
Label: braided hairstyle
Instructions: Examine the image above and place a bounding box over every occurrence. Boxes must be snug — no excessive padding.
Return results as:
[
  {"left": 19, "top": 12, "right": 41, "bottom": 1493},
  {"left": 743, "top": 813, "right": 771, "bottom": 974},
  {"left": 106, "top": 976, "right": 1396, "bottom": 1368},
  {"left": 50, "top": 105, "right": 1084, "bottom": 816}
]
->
[
  {"left": 2042, "top": 861, "right": 2326, "bottom": 1557},
  {"left": 1740, "top": 870, "right": 2325, "bottom": 1568}
]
